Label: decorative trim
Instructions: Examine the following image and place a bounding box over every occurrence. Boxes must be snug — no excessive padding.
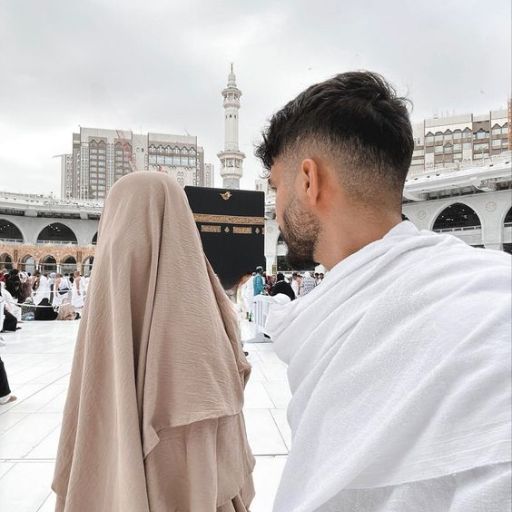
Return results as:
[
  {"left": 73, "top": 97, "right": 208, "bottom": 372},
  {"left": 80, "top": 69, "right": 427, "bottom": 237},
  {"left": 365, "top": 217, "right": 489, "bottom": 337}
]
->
[
  {"left": 233, "top": 227, "right": 252, "bottom": 234},
  {"left": 193, "top": 213, "right": 264, "bottom": 225},
  {"left": 200, "top": 225, "right": 222, "bottom": 233}
]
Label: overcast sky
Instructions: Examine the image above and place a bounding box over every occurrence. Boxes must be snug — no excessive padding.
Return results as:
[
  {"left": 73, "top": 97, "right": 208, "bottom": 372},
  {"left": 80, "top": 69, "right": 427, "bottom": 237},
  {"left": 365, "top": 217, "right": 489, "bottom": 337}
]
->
[{"left": 0, "top": 0, "right": 510, "bottom": 195}]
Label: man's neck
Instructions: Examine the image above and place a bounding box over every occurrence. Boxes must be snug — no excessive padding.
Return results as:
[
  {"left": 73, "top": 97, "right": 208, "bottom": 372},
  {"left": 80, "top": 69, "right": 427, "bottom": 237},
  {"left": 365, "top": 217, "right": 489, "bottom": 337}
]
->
[{"left": 317, "top": 214, "right": 402, "bottom": 270}]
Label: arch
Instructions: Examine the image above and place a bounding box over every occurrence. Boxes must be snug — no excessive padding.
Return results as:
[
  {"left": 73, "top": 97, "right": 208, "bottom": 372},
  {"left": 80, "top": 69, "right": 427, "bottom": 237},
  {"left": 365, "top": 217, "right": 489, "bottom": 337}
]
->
[
  {"left": 40, "top": 255, "right": 57, "bottom": 273},
  {"left": 0, "top": 252, "right": 13, "bottom": 271},
  {"left": 37, "top": 223, "right": 78, "bottom": 245},
  {"left": 0, "top": 218, "right": 24, "bottom": 242},
  {"left": 82, "top": 255, "right": 95, "bottom": 276},
  {"left": 432, "top": 203, "right": 482, "bottom": 232},
  {"left": 503, "top": 206, "right": 512, "bottom": 227},
  {"left": 61, "top": 255, "right": 77, "bottom": 275},
  {"left": 20, "top": 254, "right": 36, "bottom": 274},
  {"left": 92, "top": 232, "right": 98, "bottom": 245}
]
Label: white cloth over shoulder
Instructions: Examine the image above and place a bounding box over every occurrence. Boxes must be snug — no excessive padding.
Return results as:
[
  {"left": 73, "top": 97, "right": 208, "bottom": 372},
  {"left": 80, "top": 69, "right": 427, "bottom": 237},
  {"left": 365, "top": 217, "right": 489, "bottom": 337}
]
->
[
  {"left": 33, "top": 275, "right": 51, "bottom": 306},
  {"left": 266, "top": 221, "right": 512, "bottom": 512}
]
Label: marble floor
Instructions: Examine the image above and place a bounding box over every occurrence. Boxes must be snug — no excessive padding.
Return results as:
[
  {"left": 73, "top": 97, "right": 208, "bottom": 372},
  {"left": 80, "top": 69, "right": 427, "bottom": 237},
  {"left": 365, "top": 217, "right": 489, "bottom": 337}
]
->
[{"left": 0, "top": 319, "right": 291, "bottom": 511}]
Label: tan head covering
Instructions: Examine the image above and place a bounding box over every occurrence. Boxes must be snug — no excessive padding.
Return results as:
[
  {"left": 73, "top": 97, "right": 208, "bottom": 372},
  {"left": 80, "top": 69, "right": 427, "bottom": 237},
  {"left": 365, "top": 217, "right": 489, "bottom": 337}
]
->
[{"left": 52, "top": 172, "right": 255, "bottom": 512}]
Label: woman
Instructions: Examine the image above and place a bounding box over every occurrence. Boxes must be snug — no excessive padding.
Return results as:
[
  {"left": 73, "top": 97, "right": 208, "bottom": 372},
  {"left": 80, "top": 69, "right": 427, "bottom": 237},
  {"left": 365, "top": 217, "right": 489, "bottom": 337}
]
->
[
  {"left": 34, "top": 298, "right": 58, "bottom": 321},
  {"left": 0, "top": 356, "right": 16, "bottom": 405},
  {"left": 1, "top": 281, "right": 21, "bottom": 326},
  {"left": 270, "top": 273, "right": 295, "bottom": 301},
  {"left": 53, "top": 172, "right": 255, "bottom": 512},
  {"left": 5, "top": 269, "right": 21, "bottom": 301}
]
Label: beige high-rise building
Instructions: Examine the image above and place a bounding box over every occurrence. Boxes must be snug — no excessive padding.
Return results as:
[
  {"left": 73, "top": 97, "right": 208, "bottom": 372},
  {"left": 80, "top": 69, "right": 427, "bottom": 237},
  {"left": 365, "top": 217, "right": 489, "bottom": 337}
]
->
[
  {"left": 409, "top": 108, "right": 509, "bottom": 177},
  {"left": 60, "top": 127, "right": 212, "bottom": 200}
]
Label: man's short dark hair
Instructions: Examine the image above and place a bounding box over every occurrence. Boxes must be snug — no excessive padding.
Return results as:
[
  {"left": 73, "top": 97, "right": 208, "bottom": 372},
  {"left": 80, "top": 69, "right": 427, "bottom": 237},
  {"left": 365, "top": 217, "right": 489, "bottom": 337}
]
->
[{"left": 255, "top": 71, "right": 414, "bottom": 202}]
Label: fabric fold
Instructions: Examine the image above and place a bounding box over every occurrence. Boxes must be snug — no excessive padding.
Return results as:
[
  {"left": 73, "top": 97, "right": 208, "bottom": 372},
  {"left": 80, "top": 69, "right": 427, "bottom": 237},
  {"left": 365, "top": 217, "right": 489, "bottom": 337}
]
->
[{"left": 266, "top": 221, "right": 511, "bottom": 512}]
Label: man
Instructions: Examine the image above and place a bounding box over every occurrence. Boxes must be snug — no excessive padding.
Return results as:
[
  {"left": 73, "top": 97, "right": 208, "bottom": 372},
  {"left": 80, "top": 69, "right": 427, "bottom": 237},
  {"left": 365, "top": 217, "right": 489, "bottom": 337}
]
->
[
  {"left": 253, "top": 266, "right": 265, "bottom": 296},
  {"left": 290, "top": 272, "right": 300, "bottom": 298},
  {"left": 257, "top": 71, "right": 511, "bottom": 511},
  {"left": 270, "top": 273, "right": 295, "bottom": 301},
  {"left": 300, "top": 271, "right": 316, "bottom": 296}
]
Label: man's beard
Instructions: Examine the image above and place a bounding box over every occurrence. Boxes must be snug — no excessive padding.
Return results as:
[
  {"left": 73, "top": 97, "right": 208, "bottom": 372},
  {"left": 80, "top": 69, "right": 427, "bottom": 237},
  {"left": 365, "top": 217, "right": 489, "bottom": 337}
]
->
[{"left": 280, "top": 197, "right": 320, "bottom": 269}]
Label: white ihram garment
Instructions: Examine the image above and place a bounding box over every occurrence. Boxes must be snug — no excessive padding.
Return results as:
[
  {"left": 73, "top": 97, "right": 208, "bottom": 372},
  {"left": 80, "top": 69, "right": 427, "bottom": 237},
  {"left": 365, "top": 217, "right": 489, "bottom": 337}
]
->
[
  {"left": 33, "top": 275, "right": 51, "bottom": 306},
  {"left": 266, "top": 221, "right": 511, "bottom": 512},
  {"left": 0, "top": 284, "right": 21, "bottom": 321},
  {"left": 71, "top": 279, "right": 85, "bottom": 309}
]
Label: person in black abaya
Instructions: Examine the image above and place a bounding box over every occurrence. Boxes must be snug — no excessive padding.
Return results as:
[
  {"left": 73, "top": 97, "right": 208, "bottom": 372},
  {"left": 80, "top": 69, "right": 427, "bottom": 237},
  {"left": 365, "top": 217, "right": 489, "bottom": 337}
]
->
[
  {"left": 270, "top": 273, "right": 296, "bottom": 301},
  {"left": 34, "top": 298, "right": 58, "bottom": 321},
  {"left": 0, "top": 357, "right": 16, "bottom": 405}
]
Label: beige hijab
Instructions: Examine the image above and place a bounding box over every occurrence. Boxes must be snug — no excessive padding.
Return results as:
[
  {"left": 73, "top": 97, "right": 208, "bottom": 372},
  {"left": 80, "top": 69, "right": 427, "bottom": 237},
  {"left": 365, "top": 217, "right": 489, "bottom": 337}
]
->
[{"left": 52, "top": 172, "right": 255, "bottom": 512}]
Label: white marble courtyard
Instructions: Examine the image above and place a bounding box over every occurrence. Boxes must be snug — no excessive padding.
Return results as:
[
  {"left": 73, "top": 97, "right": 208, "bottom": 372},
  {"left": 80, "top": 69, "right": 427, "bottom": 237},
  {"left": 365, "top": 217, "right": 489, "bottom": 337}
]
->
[{"left": 0, "top": 319, "right": 290, "bottom": 511}]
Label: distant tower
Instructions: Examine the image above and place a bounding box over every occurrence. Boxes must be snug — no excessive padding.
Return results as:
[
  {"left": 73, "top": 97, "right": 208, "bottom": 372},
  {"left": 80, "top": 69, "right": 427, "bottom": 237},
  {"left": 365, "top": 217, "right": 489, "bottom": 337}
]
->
[{"left": 218, "top": 63, "right": 245, "bottom": 189}]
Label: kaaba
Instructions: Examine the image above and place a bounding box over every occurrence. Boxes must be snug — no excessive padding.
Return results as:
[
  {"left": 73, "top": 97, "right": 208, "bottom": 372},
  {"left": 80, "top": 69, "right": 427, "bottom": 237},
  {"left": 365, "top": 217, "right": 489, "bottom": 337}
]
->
[{"left": 184, "top": 186, "right": 266, "bottom": 290}]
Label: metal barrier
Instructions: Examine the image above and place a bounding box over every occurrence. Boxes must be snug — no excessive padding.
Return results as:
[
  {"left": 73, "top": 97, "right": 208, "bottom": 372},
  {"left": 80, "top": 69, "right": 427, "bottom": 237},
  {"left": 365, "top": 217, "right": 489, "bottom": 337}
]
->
[{"left": 253, "top": 295, "right": 275, "bottom": 335}]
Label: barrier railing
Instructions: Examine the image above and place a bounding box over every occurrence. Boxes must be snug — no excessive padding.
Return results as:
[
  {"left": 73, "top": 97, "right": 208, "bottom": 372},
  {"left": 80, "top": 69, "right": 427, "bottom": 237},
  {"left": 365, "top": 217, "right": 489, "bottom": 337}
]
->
[{"left": 253, "top": 295, "right": 275, "bottom": 335}]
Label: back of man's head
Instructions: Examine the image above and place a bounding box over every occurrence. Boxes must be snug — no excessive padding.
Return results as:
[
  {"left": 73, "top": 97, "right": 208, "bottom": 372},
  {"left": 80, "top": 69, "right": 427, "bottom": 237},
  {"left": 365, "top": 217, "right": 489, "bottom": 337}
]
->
[{"left": 256, "top": 70, "right": 414, "bottom": 208}]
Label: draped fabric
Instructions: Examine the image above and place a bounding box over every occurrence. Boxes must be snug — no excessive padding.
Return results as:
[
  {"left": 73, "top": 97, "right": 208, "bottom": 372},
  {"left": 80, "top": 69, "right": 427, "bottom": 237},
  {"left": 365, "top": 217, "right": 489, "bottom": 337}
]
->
[
  {"left": 266, "top": 221, "right": 511, "bottom": 512},
  {"left": 53, "top": 172, "right": 255, "bottom": 512}
]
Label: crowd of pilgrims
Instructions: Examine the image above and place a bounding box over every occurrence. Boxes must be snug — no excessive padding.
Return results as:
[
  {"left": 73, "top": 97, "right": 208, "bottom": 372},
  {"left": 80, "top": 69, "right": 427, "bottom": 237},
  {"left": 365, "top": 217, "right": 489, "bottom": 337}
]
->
[
  {"left": 0, "top": 268, "right": 89, "bottom": 405},
  {"left": 0, "top": 268, "right": 89, "bottom": 332},
  {"left": 0, "top": 264, "right": 322, "bottom": 406},
  {"left": 238, "top": 266, "right": 325, "bottom": 321}
]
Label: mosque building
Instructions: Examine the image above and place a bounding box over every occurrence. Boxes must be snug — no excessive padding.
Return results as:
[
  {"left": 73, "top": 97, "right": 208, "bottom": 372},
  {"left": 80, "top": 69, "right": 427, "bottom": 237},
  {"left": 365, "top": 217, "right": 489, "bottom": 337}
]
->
[{"left": 1, "top": 79, "right": 510, "bottom": 276}]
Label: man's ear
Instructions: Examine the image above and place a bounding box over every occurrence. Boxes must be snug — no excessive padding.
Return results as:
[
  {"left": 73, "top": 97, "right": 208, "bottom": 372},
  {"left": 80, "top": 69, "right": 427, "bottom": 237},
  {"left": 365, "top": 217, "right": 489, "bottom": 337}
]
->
[{"left": 300, "top": 158, "right": 320, "bottom": 206}]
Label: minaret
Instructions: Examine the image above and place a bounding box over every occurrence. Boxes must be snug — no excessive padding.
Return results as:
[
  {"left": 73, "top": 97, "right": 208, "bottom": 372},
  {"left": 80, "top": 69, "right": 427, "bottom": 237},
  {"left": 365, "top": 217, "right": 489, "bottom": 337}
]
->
[{"left": 218, "top": 63, "right": 245, "bottom": 189}]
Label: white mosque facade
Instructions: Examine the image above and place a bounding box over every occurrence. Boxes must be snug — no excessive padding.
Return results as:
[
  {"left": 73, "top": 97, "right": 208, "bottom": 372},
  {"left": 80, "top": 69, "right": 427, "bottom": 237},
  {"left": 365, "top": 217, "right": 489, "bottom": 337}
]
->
[{"left": 262, "top": 151, "right": 512, "bottom": 273}]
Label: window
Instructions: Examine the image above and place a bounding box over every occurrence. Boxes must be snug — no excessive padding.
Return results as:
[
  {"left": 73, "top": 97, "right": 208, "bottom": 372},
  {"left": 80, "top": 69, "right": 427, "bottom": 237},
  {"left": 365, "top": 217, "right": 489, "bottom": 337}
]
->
[
  {"left": 491, "top": 125, "right": 502, "bottom": 136},
  {"left": 502, "top": 124, "right": 509, "bottom": 135},
  {"left": 463, "top": 128, "right": 472, "bottom": 139},
  {"left": 453, "top": 143, "right": 461, "bottom": 152},
  {"left": 453, "top": 130, "right": 462, "bottom": 140},
  {"left": 434, "top": 132, "right": 443, "bottom": 143},
  {"left": 443, "top": 131, "right": 452, "bottom": 143},
  {"left": 492, "top": 139, "right": 501, "bottom": 148},
  {"left": 435, "top": 145, "right": 443, "bottom": 154},
  {"left": 425, "top": 133, "right": 434, "bottom": 145},
  {"left": 475, "top": 129, "right": 488, "bottom": 140}
]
